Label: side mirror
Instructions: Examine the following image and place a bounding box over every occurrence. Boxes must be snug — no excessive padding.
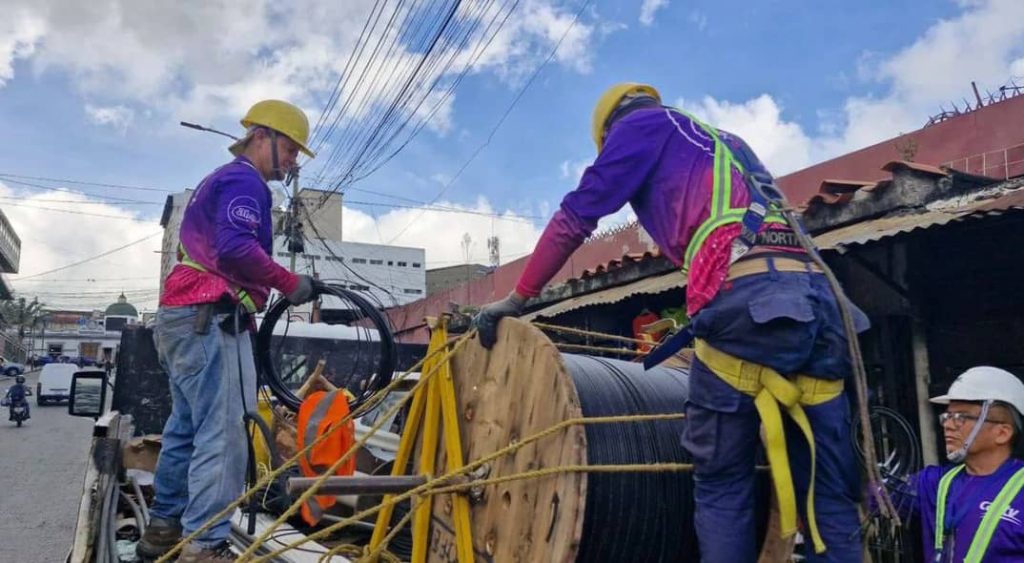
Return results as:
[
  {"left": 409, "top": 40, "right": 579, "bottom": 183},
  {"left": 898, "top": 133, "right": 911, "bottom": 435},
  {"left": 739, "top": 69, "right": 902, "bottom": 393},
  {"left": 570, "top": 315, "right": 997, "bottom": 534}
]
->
[{"left": 69, "top": 371, "right": 108, "bottom": 419}]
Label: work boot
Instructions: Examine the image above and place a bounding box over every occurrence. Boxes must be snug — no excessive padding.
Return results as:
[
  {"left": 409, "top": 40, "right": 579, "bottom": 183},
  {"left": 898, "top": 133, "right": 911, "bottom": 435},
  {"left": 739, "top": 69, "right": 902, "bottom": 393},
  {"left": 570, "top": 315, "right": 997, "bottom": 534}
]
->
[
  {"left": 176, "top": 541, "right": 236, "bottom": 562},
  {"left": 135, "top": 516, "right": 182, "bottom": 559}
]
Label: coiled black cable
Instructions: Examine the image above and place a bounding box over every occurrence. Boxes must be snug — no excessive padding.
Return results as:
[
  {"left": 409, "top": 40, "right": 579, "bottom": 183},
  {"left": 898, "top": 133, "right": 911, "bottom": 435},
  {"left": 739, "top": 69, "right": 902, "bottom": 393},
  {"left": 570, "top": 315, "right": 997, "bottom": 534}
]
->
[
  {"left": 563, "top": 354, "right": 769, "bottom": 562},
  {"left": 256, "top": 281, "right": 397, "bottom": 412}
]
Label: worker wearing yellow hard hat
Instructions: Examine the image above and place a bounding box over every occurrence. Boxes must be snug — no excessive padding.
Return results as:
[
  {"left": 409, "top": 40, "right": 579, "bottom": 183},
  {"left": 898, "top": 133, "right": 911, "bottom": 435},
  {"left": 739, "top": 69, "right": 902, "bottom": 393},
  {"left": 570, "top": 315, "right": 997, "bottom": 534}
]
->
[
  {"left": 140, "top": 99, "right": 318, "bottom": 562},
  {"left": 228, "top": 99, "right": 316, "bottom": 182},
  {"left": 475, "top": 83, "right": 866, "bottom": 561}
]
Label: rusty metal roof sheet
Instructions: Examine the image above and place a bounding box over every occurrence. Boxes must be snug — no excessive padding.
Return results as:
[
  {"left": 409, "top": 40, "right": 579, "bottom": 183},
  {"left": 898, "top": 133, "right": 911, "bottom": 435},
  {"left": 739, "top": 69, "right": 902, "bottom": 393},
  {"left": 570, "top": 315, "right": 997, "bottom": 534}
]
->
[
  {"left": 814, "top": 182, "right": 1024, "bottom": 249},
  {"left": 522, "top": 270, "right": 684, "bottom": 321}
]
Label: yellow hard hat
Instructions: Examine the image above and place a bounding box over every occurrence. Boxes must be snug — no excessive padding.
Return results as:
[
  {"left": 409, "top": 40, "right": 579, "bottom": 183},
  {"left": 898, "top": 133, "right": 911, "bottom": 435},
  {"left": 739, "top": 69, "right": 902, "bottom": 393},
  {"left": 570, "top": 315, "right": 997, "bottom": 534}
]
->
[
  {"left": 237, "top": 99, "right": 316, "bottom": 158},
  {"left": 591, "top": 83, "right": 661, "bottom": 152}
]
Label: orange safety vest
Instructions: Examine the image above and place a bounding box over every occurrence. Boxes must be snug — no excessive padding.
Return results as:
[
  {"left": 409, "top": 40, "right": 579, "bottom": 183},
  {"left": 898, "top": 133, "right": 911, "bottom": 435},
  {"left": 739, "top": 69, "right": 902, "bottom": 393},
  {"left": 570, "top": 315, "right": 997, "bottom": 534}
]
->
[{"left": 296, "top": 389, "right": 357, "bottom": 525}]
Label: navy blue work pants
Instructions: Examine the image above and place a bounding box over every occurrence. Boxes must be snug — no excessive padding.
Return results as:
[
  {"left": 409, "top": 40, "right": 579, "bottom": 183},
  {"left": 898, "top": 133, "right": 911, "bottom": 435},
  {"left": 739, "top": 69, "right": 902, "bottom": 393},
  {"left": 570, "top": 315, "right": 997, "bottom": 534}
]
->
[{"left": 680, "top": 263, "right": 866, "bottom": 562}]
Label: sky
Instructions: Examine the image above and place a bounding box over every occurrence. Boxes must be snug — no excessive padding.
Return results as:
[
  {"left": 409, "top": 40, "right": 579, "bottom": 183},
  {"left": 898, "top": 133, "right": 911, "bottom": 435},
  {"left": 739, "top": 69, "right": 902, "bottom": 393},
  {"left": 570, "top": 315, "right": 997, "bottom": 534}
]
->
[{"left": 1, "top": 0, "right": 1023, "bottom": 311}]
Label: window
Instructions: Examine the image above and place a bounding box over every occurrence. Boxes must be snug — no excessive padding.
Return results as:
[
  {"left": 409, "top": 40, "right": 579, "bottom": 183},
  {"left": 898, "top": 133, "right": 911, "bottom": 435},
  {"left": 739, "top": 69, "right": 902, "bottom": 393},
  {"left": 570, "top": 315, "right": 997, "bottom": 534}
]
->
[
  {"left": 277, "top": 252, "right": 289, "bottom": 258},
  {"left": 349, "top": 284, "right": 370, "bottom": 291},
  {"left": 387, "top": 261, "right": 393, "bottom": 266},
  {"left": 352, "top": 258, "right": 367, "bottom": 264},
  {"left": 370, "top": 259, "right": 383, "bottom": 265},
  {"left": 397, "top": 261, "right": 407, "bottom": 267},
  {"left": 325, "top": 256, "right": 342, "bottom": 262},
  {"left": 403, "top": 288, "right": 423, "bottom": 294},
  {"left": 412, "top": 262, "right": 422, "bottom": 268}
]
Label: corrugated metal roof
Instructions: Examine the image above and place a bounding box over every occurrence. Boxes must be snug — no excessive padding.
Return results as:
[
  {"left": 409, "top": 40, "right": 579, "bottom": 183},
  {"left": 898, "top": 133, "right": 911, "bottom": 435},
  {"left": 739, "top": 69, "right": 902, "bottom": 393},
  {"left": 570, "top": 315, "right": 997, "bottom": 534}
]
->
[
  {"left": 814, "top": 184, "right": 1024, "bottom": 249},
  {"left": 522, "top": 270, "right": 684, "bottom": 321}
]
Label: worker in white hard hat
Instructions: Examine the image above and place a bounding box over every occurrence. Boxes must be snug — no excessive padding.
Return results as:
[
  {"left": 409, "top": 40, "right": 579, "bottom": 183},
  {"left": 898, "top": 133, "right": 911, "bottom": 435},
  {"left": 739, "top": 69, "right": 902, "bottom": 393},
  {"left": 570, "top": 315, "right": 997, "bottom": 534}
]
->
[{"left": 882, "top": 366, "right": 1024, "bottom": 562}]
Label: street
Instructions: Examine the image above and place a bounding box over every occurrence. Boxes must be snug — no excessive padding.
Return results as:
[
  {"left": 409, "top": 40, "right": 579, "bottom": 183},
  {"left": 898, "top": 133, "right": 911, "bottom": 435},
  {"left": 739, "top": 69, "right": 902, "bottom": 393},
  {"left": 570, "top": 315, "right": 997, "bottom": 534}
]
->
[{"left": 0, "top": 369, "right": 97, "bottom": 562}]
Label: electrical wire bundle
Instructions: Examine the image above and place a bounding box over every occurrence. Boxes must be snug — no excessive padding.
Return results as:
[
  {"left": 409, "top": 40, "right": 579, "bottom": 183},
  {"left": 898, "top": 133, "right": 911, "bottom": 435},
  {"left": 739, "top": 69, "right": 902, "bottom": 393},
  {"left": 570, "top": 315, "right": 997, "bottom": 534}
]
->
[
  {"left": 562, "top": 355, "right": 706, "bottom": 562},
  {"left": 306, "top": 0, "right": 521, "bottom": 193},
  {"left": 256, "top": 282, "right": 397, "bottom": 413}
]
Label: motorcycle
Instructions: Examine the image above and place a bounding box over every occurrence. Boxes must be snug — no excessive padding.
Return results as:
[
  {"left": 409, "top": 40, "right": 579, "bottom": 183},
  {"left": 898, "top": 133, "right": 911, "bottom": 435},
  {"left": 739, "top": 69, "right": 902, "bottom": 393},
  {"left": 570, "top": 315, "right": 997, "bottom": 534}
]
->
[{"left": 2, "top": 386, "right": 31, "bottom": 427}]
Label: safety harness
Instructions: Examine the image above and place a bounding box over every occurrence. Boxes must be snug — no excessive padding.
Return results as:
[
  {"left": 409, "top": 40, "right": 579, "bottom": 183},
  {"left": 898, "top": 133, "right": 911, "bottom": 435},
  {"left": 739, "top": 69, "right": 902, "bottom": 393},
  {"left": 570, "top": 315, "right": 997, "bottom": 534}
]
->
[
  {"left": 643, "top": 108, "right": 793, "bottom": 370},
  {"left": 935, "top": 464, "right": 1024, "bottom": 562},
  {"left": 641, "top": 109, "right": 838, "bottom": 553},
  {"left": 695, "top": 339, "right": 838, "bottom": 554},
  {"left": 178, "top": 244, "right": 259, "bottom": 313}
]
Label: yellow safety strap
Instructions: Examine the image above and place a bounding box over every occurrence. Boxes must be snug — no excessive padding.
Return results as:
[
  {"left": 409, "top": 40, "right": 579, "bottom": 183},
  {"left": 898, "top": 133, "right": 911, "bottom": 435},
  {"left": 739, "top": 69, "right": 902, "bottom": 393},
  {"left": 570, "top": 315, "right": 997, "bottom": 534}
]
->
[
  {"left": 178, "top": 244, "right": 259, "bottom": 313},
  {"left": 694, "top": 339, "right": 843, "bottom": 554}
]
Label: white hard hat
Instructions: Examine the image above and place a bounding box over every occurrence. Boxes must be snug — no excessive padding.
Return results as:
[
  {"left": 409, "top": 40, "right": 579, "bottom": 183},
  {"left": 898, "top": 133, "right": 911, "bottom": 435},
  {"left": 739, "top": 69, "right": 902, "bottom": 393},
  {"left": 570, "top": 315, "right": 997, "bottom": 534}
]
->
[{"left": 930, "top": 366, "right": 1024, "bottom": 416}]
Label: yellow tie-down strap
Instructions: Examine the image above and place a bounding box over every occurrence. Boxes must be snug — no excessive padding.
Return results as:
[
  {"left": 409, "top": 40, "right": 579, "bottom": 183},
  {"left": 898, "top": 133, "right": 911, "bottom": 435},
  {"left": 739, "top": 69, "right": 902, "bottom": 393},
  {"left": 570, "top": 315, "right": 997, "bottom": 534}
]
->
[{"left": 694, "top": 339, "right": 843, "bottom": 555}]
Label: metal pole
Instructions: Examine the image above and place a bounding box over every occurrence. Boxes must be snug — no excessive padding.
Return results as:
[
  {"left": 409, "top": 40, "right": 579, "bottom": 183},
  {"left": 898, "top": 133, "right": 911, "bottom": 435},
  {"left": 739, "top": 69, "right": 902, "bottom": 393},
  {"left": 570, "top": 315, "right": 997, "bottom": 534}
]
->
[{"left": 287, "top": 475, "right": 429, "bottom": 496}]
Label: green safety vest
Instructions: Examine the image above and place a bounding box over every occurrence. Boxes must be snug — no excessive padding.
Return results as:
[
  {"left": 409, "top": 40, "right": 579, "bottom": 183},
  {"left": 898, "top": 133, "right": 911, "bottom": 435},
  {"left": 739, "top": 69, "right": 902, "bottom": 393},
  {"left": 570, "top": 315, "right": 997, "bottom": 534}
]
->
[
  {"left": 935, "top": 464, "right": 1024, "bottom": 562},
  {"left": 670, "top": 108, "right": 787, "bottom": 274},
  {"left": 178, "top": 244, "right": 259, "bottom": 313}
]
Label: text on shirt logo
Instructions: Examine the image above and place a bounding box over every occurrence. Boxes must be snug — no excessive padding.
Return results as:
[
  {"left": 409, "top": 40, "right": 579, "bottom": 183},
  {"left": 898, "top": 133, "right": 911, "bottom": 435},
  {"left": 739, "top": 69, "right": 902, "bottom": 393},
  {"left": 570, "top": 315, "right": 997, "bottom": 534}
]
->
[
  {"left": 227, "top": 196, "right": 261, "bottom": 231},
  {"left": 980, "top": 500, "right": 1023, "bottom": 526}
]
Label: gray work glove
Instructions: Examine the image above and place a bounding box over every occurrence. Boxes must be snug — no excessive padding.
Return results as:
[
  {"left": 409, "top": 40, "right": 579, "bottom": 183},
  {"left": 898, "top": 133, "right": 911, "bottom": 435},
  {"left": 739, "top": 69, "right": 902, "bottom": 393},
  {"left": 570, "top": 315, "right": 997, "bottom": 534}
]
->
[
  {"left": 286, "top": 275, "right": 316, "bottom": 305},
  {"left": 473, "top": 292, "right": 526, "bottom": 349}
]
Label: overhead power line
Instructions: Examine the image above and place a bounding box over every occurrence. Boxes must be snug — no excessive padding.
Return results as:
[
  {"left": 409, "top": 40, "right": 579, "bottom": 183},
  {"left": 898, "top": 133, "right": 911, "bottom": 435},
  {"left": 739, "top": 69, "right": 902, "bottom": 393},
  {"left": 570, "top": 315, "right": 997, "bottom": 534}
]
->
[
  {"left": 0, "top": 201, "right": 153, "bottom": 221},
  {"left": 0, "top": 172, "right": 172, "bottom": 193},
  {"left": 15, "top": 232, "right": 162, "bottom": 280},
  {"left": 386, "top": 0, "right": 591, "bottom": 243}
]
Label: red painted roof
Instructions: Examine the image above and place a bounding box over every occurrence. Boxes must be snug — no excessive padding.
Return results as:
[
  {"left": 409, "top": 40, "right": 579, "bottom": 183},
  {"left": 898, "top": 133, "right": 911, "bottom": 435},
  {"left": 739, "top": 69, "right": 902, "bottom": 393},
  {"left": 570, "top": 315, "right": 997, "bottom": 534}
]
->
[
  {"left": 386, "top": 223, "right": 656, "bottom": 341},
  {"left": 777, "top": 93, "right": 1024, "bottom": 204}
]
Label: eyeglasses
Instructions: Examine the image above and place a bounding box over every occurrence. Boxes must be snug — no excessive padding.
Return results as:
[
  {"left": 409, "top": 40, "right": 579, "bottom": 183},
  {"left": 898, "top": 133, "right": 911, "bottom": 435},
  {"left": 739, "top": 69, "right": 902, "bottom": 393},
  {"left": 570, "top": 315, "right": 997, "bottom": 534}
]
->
[{"left": 938, "top": 412, "right": 1010, "bottom": 428}]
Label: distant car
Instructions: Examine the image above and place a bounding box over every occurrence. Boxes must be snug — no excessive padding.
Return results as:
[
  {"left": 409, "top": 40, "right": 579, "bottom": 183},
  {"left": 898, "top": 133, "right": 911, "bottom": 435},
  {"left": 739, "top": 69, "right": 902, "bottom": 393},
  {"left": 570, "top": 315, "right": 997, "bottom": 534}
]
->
[
  {"left": 0, "top": 356, "right": 25, "bottom": 376},
  {"left": 37, "top": 363, "right": 79, "bottom": 405}
]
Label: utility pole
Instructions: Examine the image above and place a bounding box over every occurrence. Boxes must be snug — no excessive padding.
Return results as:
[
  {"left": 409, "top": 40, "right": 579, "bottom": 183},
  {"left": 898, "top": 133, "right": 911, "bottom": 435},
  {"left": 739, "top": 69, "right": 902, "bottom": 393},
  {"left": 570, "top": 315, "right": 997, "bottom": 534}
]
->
[{"left": 287, "top": 173, "right": 303, "bottom": 273}]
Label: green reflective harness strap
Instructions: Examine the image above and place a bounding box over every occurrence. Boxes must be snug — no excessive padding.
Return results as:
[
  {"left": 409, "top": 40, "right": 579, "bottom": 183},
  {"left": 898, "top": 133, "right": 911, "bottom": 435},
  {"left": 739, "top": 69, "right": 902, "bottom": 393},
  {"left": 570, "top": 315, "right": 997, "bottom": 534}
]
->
[
  {"left": 964, "top": 466, "right": 1024, "bottom": 562},
  {"left": 178, "top": 244, "right": 259, "bottom": 313},
  {"left": 935, "top": 464, "right": 966, "bottom": 552},
  {"left": 668, "top": 107, "right": 785, "bottom": 274}
]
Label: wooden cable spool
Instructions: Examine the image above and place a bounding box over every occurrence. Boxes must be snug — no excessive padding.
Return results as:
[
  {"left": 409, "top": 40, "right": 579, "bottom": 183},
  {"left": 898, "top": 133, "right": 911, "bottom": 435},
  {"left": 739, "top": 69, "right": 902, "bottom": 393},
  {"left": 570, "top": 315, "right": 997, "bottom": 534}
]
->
[{"left": 421, "top": 318, "right": 775, "bottom": 562}]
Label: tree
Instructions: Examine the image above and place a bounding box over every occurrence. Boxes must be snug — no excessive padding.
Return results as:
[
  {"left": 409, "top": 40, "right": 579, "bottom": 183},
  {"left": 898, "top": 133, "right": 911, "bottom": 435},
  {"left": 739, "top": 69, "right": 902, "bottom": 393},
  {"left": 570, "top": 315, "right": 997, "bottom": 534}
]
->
[{"left": 0, "top": 297, "right": 47, "bottom": 340}]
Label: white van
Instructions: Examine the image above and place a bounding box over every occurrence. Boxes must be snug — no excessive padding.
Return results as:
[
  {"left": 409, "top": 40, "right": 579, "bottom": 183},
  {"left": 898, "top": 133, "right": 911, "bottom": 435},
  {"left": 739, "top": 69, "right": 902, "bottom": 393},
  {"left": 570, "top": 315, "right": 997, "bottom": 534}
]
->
[{"left": 37, "top": 363, "right": 79, "bottom": 405}]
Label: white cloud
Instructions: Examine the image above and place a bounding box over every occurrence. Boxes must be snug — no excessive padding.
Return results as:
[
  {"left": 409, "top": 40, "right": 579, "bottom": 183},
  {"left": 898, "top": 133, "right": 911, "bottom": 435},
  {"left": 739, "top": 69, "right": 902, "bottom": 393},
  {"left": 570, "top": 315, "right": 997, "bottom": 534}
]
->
[
  {"left": 673, "top": 0, "right": 1024, "bottom": 176},
  {"left": 688, "top": 10, "right": 707, "bottom": 32},
  {"left": 1, "top": 183, "right": 162, "bottom": 311},
  {"left": 0, "top": 7, "right": 45, "bottom": 86},
  {"left": 85, "top": 104, "right": 135, "bottom": 134},
  {"left": 341, "top": 197, "right": 543, "bottom": 267},
  {"left": 639, "top": 0, "right": 669, "bottom": 26},
  {"left": 1, "top": 1, "right": 599, "bottom": 140}
]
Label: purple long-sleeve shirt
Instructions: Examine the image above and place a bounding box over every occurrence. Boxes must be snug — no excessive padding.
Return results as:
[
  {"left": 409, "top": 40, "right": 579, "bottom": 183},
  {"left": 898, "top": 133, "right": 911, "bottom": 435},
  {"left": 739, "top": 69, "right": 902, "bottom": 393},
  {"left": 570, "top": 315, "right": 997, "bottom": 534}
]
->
[
  {"left": 515, "top": 106, "right": 771, "bottom": 314},
  {"left": 895, "top": 459, "right": 1024, "bottom": 561},
  {"left": 160, "top": 156, "right": 297, "bottom": 310}
]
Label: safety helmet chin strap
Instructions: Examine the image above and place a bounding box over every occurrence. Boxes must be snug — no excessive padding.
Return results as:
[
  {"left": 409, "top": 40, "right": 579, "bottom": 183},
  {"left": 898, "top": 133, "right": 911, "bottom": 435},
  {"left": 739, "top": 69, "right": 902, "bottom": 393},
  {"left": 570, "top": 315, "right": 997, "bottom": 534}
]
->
[
  {"left": 948, "top": 400, "right": 994, "bottom": 463},
  {"left": 268, "top": 129, "right": 286, "bottom": 182}
]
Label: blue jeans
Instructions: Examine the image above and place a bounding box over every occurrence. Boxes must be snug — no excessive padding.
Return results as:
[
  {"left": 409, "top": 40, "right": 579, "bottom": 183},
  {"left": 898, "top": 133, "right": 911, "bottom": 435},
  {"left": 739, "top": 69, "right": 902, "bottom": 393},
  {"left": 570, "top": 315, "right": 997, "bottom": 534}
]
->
[
  {"left": 680, "top": 264, "right": 867, "bottom": 562},
  {"left": 149, "top": 306, "right": 257, "bottom": 548}
]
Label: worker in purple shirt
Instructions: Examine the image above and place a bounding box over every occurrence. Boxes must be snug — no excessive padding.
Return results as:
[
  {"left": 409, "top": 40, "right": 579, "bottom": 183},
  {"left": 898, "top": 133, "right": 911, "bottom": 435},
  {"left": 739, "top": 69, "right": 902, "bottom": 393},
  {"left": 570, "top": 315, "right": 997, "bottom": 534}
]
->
[
  {"left": 138, "top": 100, "right": 317, "bottom": 563},
  {"left": 476, "top": 83, "right": 865, "bottom": 561},
  {"left": 885, "top": 367, "right": 1024, "bottom": 562}
]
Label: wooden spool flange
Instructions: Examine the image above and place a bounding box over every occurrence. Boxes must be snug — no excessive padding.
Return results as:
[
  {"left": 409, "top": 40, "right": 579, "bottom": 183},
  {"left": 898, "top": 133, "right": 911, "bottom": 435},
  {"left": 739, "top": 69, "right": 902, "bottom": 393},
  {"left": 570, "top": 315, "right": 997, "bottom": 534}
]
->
[{"left": 425, "top": 318, "right": 586, "bottom": 563}]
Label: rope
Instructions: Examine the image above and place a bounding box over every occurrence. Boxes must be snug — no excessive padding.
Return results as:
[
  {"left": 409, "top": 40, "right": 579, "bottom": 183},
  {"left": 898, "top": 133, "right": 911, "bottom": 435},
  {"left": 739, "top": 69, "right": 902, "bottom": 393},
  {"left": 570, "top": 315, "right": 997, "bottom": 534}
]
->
[
  {"left": 252, "top": 413, "right": 685, "bottom": 561},
  {"left": 554, "top": 343, "right": 644, "bottom": 356},
  {"left": 236, "top": 334, "right": 475, "bottom": 561},
  {"left": 318, "top": 497, "right": 419, "bottom": 563},
  {"left": 532, "top": 321, "right": 648, "bottom": 345},
  {"left": 155, "top": 334, "right": 463, "bottom": 562}
]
